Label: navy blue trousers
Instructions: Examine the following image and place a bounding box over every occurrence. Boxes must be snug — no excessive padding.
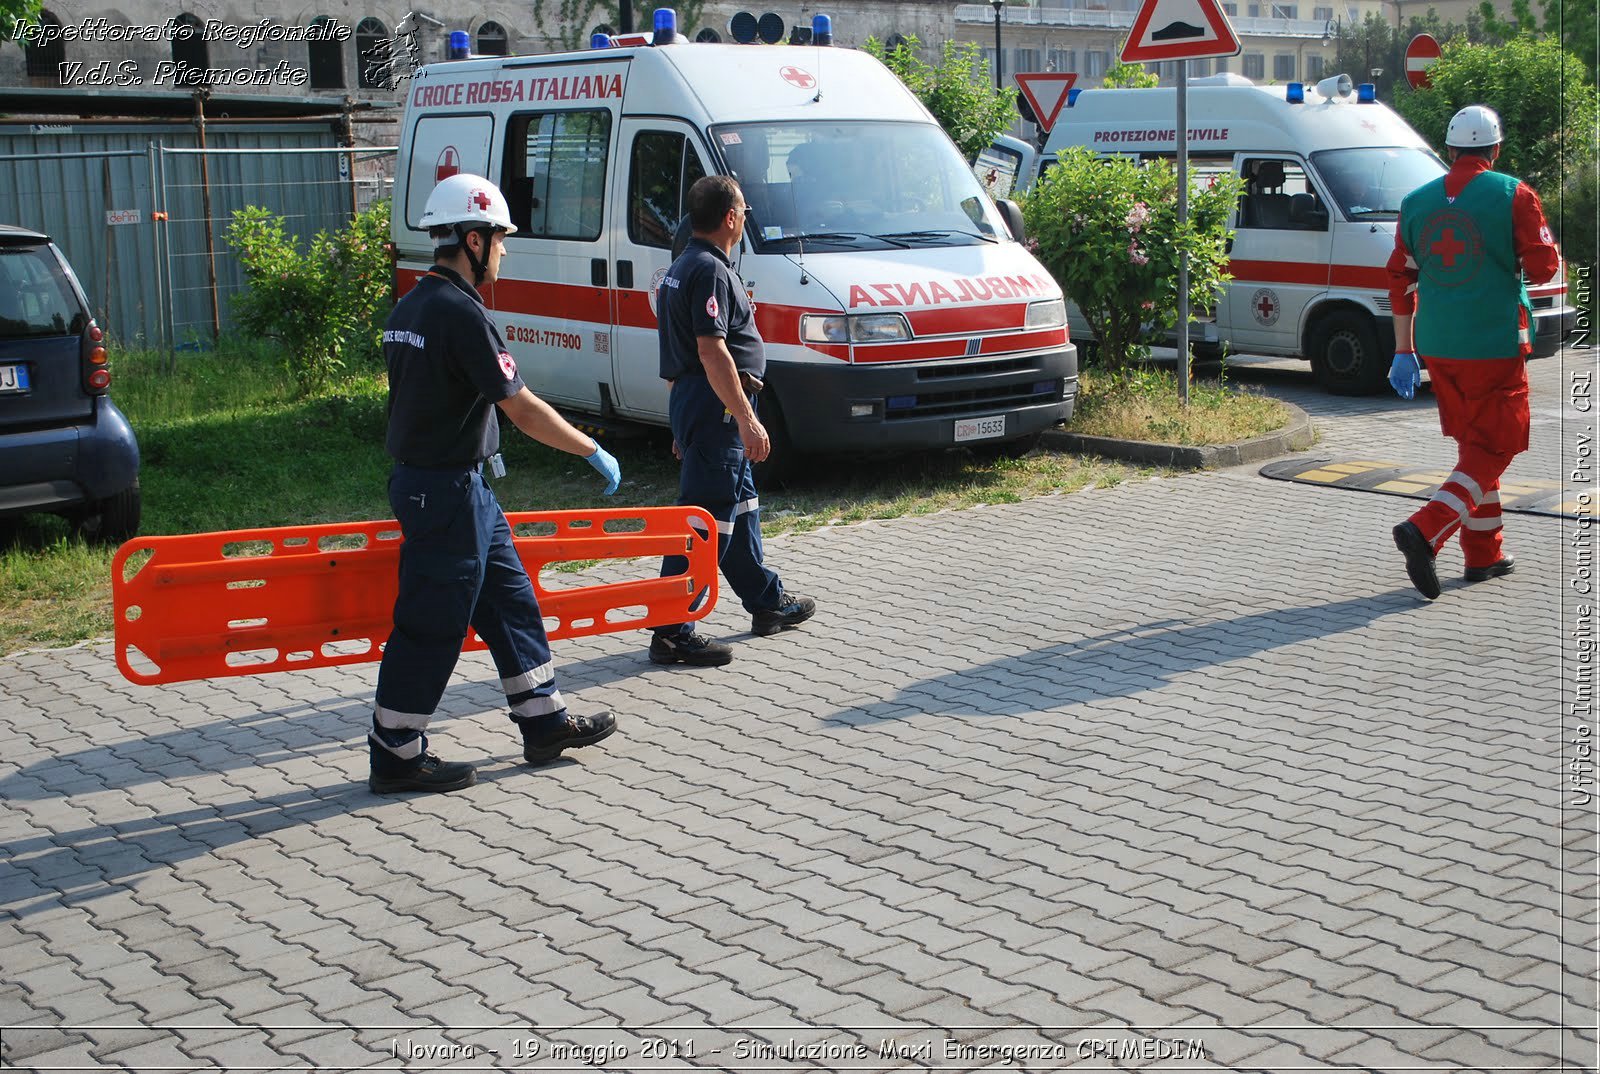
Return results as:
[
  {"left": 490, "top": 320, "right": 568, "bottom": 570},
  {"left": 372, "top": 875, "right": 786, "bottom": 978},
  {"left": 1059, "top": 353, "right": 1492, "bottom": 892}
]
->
[
  {"left": 658, "top": 375, "right": 782, "bottom": 636},
  {"left": 372, "top": 464, "right": 563, "bottom": 761}
]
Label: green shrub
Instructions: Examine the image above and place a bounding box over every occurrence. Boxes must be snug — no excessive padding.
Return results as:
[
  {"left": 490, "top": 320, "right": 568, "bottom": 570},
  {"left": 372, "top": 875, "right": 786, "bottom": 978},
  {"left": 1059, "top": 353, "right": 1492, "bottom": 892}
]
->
[
  {"left": 225, "top": 200, "right": 393, "bottom": 393},
  {"left": 862, "top": 35, "right": 1014, "bottom": 162},
  {"left": 1022, "top": 148, "right": 1245, "bottom": 371}
]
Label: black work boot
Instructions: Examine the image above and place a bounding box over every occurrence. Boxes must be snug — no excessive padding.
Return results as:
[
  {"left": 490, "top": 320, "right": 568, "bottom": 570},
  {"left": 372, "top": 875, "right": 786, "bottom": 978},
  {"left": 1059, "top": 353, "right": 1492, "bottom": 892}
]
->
[
  {"left": 648, "top": 631, "right": 734, "bottom": 666},
  {"left": 1392, "top": 521, "right": 1441, "bottom": 600},
  {"left": 1463, "top": 556, "right": 1515, "bottom": 582},
  {"left": 518, "top": 710, "right": 617, "bottom": 765},
  {"left": 368, "top": 741, "right": 476, "bottom": 794},
  {"left": 751, "top": 592, "right": 816, "bottom": 637}
]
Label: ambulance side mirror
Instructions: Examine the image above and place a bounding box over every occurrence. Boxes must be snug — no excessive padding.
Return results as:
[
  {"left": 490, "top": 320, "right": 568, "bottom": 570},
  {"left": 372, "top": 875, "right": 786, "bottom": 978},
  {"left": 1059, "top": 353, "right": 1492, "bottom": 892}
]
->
[{"left": 996, "top": 199, "right": 1026, "bottom": 244}]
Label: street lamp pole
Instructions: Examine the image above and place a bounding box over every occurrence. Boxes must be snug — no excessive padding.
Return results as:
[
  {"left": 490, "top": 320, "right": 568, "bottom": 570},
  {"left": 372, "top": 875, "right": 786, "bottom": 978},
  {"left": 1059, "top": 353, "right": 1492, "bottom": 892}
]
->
[
  {"left": 619, "top": 0, "right": 633, "bottom": 34},
  {"left": 991, "top": 0, "right": 1005, "bottom": 89}
]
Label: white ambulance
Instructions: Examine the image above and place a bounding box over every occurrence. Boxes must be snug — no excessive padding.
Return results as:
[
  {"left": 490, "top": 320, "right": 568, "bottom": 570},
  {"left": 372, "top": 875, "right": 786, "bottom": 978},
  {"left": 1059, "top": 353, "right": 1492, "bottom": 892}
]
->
[
  {"left": 1023, "top": 74, "right": 1574, "bottom": 394},
  {"left": 390, "top": 14, "right": 1078, "bottom": 468}
]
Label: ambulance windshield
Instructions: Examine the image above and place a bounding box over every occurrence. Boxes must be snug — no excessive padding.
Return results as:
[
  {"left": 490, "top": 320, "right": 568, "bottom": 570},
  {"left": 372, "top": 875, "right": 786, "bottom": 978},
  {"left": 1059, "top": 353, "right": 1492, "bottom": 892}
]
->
[
  {"left": 713, "top": 120, "right": 1007, "bottom": 249},
  {"left": 1311, "top": 147, "right": 1445, "bottom": 220}
]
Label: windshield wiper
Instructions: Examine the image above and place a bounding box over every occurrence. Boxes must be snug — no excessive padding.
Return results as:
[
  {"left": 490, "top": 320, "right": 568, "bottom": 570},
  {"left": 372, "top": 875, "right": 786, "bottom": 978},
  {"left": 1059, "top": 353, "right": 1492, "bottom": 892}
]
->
[
  {"left": 764, "top": 231, "right": 908, "bottom": 248},
  {"left": 877, "top": 229, "right": 998, "bottom": 245}
]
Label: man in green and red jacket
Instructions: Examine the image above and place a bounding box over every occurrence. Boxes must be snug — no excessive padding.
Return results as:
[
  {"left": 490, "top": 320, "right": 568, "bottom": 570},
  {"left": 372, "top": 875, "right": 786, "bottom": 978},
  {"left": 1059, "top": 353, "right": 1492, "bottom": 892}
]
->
[{"left": 1385, "top": 104, "right": 1562, "bottom": 600}]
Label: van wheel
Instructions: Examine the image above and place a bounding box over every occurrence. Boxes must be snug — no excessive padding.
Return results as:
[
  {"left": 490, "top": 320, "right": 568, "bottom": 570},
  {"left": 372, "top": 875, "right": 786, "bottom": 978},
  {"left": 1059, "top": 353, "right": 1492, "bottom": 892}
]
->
[
  {"left": 1310, "top": 310, "right": 1386, "bottom": 395},
  {"left": 753, "top": 396, "right": 798, "bottom": 489},
  {"left": 79, "top": 481, "right": 141, "bottom": 545}
]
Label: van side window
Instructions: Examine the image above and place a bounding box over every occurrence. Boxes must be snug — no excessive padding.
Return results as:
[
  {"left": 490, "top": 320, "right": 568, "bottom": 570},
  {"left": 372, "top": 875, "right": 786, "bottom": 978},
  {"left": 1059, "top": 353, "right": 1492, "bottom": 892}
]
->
[
  {"left": 502, "top": 109, "right": 612, "bottom": 241},
  {"left": 628, "top": 132, "right": 706, "bottom": 249},
  {"left": 1238, "top": 157, "right": 1327, "bottom": 232}
]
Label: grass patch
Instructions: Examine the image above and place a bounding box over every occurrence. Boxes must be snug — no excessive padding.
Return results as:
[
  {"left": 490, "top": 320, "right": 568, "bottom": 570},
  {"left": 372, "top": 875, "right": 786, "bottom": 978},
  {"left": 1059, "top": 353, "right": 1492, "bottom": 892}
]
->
[
  {"left": 1068, "top": 366, "right": 1290, "bottom": 446},
  {"left": 1, "top": 341, "right": 1154, "bottom": 655}
]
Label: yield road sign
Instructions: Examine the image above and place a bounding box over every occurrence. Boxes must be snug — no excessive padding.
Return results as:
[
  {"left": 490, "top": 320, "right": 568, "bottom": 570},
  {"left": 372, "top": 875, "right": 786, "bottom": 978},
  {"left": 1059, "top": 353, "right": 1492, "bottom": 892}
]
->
[
  {"left": 1405, "top": 33, "right": 1442, "bottom": 89},
  {"left": 1122, "top": 0, "right": 1241, "bottom": 62},
  {"left": 1015, "top": 72, "right": 1079, "bottom": 133}
]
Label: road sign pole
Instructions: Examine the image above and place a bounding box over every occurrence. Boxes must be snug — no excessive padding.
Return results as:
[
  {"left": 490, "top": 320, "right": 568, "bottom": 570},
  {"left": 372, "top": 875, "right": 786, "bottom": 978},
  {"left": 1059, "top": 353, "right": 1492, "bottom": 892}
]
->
[{"left": 1176, "top": 60, "right": 1189, "bottom": 406}]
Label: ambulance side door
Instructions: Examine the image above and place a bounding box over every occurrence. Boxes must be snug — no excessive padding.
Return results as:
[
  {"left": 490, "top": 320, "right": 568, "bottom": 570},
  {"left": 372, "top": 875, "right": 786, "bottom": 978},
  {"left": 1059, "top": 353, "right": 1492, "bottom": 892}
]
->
[
  {"left": 492, "top": 100, "right": 621, "bottom": 410},
  {"left": 607, "top": 118, "right": 709, "bottom": 420},
  {"left": 1223, "top": 155, "right": 1333, "bottom": 354}
]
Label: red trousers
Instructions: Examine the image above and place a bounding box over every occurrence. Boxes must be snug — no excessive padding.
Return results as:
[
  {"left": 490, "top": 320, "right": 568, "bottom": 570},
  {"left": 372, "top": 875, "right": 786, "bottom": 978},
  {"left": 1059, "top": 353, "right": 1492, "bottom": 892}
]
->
[{"left": 1406, "top": 356, "right": 1530, "bottom": 569}]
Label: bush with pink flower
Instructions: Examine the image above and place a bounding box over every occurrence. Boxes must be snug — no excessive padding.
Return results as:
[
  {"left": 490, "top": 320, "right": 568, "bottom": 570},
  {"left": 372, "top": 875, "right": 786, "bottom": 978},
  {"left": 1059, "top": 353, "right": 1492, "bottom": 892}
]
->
[{"left": 1022, "top": 147, "right": 1243, "bottom": 372}]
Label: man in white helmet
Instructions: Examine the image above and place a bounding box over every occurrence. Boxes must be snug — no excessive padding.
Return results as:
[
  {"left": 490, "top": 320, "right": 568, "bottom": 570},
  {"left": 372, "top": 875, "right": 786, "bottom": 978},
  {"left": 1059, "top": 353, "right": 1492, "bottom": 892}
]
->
[
  {"left": 369, "top": 173, "right": 623, "bottom": 793},
  {"left": 1384, "top": 104, "right": 1560, "bottom": 600}
]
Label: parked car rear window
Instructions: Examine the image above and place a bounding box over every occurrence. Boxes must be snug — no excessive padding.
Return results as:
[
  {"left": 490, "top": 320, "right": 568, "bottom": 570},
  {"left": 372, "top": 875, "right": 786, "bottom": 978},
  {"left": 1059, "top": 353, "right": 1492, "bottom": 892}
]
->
[{"left": 0, "top": 245, "right": 86, "bottom": 338}]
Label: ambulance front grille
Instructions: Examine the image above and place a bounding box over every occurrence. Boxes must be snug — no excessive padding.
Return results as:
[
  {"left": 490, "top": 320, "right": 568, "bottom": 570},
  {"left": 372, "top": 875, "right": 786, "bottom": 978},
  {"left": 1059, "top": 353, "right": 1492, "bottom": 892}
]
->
[
  {"left": 915, "top": 356, "right": 1040, "bottom": 381},
  {"left": 883, "top": 379, "right": 1063, "bottom": 421}
]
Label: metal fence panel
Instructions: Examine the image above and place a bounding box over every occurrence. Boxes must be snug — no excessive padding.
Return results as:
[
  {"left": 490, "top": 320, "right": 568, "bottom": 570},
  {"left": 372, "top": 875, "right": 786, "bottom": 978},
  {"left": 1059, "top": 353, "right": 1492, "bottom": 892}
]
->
[{"left": 0, "top": 122, "right": 394, "bottom": 349}]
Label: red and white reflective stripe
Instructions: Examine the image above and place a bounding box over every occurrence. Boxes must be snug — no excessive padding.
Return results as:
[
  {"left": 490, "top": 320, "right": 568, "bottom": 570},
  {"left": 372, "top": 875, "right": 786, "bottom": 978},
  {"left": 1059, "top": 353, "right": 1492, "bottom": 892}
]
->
[
  {"left": 1447, "top": 469, "right": 1484, "bottom": 506},
  {"left": 1465, "top": 489, "right": 1503, "bottom": 531}
]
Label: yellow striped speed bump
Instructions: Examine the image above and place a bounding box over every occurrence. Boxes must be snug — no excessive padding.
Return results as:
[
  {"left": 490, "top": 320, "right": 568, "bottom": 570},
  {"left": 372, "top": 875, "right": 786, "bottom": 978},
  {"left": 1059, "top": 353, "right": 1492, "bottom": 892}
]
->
[{"left": 1258, "top": 458, "right": 1596, "bottom": 519}]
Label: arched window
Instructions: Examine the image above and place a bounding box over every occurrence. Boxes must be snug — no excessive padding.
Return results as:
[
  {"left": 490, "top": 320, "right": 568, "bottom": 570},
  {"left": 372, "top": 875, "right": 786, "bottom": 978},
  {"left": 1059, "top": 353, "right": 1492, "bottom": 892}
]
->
[
  {"left": 24, "top": 10, "right": 64, "bottom": 79},
  {"left": 308, "top": 16, "right": 345, "bottom": 89},
  {"left": 476, "top": 21, "right": 508, "bottom": 56},
  {"left": 171, "top": 14, "right": 207, "bottom": 87},
  {"left": 355, "top": 17, "right": 388, "bottom": 88}
]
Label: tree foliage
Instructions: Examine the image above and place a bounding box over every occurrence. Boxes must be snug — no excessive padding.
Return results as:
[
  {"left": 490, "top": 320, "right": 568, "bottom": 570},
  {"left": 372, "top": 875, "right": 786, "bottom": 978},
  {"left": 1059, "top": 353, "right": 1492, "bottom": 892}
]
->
[
  {"left": 1, "top": 0, "right": 44, "bottom": 52},
  {"left": 1393, "top": 34, "right": 1595, "bottom": 199},
  {"left": 1327, "top": 9, "right": 1483, "bottom": 101},
  {"left": 1102, "top": 39, "right": 1160, "bottom": 88},
  {"left": 225, "top": 202, "right": 393, "bottom": 394},
  {"left": 1478, "top": 0, "right": 1596, "bottom": 84},
  {"left": 862, "top": 34, "right": 1015, "bottom": 162},
  {"left": 1023, "top": 148, "right": 1245, "bottom": 371}
]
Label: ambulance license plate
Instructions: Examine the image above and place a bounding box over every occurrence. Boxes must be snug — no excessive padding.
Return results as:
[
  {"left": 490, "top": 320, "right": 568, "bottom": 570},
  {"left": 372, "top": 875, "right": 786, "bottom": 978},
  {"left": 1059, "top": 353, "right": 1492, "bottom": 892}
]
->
[
  {"left": 0, "top": 364, "right": 29, "bottom": 395},
  {"left": 954, "top": 415, "right": 1005, "bottom": 442}
]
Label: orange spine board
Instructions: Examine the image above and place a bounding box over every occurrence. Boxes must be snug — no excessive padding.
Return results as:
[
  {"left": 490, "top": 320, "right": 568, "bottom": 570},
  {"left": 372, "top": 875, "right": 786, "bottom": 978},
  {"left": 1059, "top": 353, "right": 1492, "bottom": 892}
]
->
[{"left": 112, "top": 506, "right": 718, "bottom": 686}]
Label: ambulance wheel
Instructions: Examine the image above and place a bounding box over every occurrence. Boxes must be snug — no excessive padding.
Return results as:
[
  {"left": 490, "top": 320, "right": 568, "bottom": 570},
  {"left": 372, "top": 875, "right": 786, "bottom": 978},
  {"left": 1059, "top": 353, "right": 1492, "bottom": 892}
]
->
[
  {"left": 1310, "top": 310, "right": 1386, "bottom": 396},
  {"left": 753, "top": 396, "right": 797, "bottom": 488}
]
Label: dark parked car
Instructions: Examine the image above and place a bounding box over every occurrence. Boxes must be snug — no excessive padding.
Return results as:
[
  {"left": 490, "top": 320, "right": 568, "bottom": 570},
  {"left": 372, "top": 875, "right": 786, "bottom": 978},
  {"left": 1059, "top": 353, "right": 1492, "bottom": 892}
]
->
[{"left": 0, "top": 225, "right": 140, "bottom": 542}]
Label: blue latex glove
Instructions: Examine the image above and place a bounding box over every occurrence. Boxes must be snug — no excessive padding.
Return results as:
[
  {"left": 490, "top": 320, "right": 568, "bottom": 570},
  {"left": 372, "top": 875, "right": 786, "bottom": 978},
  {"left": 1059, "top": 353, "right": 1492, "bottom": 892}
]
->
[
  {"left": 1389, "top": 351, "right": 1421, "bottom": 400},
  {"left": 585, "top": 443, "right": 620, "bottom": 495}
]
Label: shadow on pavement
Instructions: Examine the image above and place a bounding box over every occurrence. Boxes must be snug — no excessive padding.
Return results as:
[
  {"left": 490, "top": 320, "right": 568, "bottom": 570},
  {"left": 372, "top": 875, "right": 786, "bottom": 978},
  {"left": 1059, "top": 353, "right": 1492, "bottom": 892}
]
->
[{"left": 821, "top": 591, "right": 1411, "bottom": 727}]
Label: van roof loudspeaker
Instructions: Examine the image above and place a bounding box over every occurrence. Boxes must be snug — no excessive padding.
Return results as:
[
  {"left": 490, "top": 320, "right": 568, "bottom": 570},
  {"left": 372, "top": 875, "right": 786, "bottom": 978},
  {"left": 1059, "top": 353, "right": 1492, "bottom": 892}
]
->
[
  {"left": 1316, "top": 73, "right": 1353, "bottom": 98},
  {"left": 729, "top": 11, "right": 758, "bottom": 42},
  {"left": 757, "top": 12, "right": 785, "bottom": 43}
]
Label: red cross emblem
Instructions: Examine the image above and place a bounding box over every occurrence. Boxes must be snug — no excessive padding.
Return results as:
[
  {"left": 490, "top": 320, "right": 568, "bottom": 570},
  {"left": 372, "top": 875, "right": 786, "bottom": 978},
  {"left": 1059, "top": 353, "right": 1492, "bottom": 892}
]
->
[
  {"left": 1360, "top": 120, "right": 1378, "bottom": 133},
  {"left": 779, "top": 65, "right": 815, "bottom": 89},
  {"left": 435, "top": 146, "right": 459, "bottom": 183},
  {"left": 471, "top": 190, "right": 492, "bottom": 211},
  {"left": 1431, "top": 228, "right": 1466, "bottom": 268},
  {"left": 1256, "top": 293, "right": 1276, "bottom": 319}
]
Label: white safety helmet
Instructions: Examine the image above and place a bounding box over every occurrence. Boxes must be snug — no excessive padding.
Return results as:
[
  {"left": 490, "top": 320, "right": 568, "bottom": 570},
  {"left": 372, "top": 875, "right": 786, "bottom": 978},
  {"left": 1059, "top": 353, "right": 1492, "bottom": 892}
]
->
[
  {"left": 418, "top": 173, "right": 517, "bottom": 236},
  {"left": 1445, "top": 104, "right": 1503, "bottom": 148}
]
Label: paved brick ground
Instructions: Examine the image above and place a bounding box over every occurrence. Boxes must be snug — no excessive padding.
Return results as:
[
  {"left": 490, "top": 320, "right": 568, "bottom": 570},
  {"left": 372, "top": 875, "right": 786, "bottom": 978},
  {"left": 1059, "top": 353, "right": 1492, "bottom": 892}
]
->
[{"left": 2, "top": 351, "right": 1595, "bottom": 1073}]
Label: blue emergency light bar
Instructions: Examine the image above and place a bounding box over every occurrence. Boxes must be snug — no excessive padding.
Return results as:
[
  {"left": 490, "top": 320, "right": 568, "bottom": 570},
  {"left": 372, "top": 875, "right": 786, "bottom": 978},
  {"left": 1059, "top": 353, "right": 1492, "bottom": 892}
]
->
[
  {"left": 654, "top": 8, "right": 676, "bottom": 45},
  {"left": 591, "top": 32, "right": 611, "bottom": 48},
  {"left": 447, "top": 30, "right": 470, "bottom": 59},
  {"left": 1357, "top": 82, "right": 1377, "bottom": 102},
  {"left": 1286, "top": 81, "right": 1305, "bottom": 103},
  {"left": 812, "top": 14, "right": 833, "bottom": 45},
  {"left": 1067, "top": 87, "right": 1081, "bottom": 107}
]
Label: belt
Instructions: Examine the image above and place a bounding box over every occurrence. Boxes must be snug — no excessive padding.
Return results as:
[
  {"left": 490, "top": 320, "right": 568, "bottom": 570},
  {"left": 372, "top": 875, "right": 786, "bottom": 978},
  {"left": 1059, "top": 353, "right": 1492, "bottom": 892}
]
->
[{"left": 395, "top": 459, "right": 483, "bottom": 473}]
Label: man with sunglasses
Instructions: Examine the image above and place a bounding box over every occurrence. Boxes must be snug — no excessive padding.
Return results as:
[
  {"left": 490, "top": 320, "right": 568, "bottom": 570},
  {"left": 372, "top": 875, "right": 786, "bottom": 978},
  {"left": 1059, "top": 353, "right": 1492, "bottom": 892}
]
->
[{"left": 649, "top": 175, "right": 815, "bottom": 667}]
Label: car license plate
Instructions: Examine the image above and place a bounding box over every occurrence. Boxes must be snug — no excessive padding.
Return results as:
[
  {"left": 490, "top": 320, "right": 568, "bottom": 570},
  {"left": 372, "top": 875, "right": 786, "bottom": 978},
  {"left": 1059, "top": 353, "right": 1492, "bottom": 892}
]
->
[
  {"left": 954, "top": 414, "right": 1006, "bottom": 443},
  {"left": 0, "top": 363, "right": 29, "bottom": 395}
]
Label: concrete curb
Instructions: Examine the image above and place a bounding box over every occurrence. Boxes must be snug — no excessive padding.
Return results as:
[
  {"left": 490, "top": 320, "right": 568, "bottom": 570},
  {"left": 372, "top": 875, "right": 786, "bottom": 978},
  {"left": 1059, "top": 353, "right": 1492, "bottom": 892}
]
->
[{"left": 1040, "top": 401, "right": 1316, "bottom": 469}]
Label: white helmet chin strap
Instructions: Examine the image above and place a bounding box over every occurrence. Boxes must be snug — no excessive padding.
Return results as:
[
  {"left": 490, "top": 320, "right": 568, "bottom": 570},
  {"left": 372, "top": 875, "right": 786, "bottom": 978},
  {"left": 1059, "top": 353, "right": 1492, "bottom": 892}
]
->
[{"left": 455, "top": 223, "right": 491, "bottom": 285}]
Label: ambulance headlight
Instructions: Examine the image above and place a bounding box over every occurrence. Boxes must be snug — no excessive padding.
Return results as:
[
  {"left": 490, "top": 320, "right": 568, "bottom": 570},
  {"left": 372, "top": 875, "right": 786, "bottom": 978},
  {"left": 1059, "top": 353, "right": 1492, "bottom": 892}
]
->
[
  {"left": 801, "top": 314, "right": 849, "bottom": 343},
  {"left": 849, "top": 313, "right": 911, "bottom": 342},
  {"left": 800, "top": 313, "right": 911, "bottom": 343},
  {"left": 1025, "top": 299, "right": 1066, "bottom": 329}
]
